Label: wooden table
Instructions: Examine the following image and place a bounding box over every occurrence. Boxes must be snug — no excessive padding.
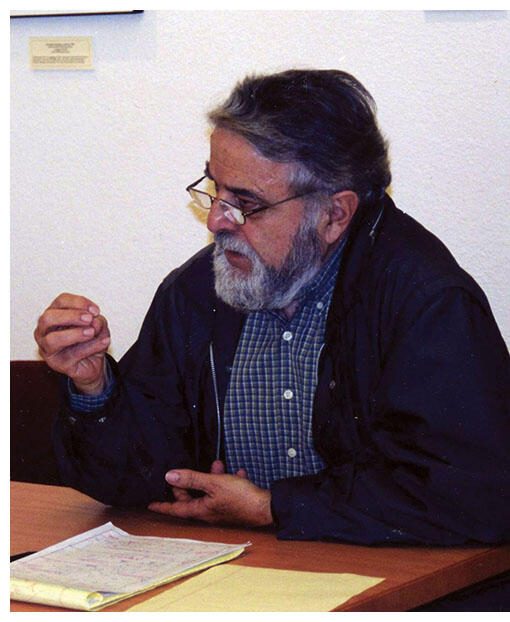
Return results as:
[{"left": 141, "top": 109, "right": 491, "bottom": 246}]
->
[{"left": 10, "top": 481, "right": 510, "bottom": 612}]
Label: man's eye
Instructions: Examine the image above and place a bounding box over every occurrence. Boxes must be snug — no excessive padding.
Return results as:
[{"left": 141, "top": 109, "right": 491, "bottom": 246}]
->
[{"left": 237, "top": 197, "right": 260, "bottom": 212}]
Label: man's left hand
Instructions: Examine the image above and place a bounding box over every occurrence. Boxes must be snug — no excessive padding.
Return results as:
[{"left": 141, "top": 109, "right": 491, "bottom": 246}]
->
[{"left": 148, "top": 466, "right": 273, "bottom": 527}]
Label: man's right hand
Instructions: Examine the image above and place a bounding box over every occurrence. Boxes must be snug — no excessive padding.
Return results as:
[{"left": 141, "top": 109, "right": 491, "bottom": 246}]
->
[{"left": 34, "top": 293, "right": 111, "bottom": 396}]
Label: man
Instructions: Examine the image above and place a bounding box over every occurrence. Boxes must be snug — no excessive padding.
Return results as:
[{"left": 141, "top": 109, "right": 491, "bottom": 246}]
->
[{"left": 35, "top": 69, "right": 509, "bottom": 545}]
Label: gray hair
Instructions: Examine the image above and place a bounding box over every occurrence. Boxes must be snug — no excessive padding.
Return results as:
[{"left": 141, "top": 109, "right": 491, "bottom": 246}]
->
[{"left": 208, "top": 69, "right": 391, "bottom": 207}]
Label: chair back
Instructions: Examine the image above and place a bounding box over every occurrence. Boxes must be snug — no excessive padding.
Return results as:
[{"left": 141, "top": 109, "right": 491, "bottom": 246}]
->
[{"left": 10, "top": 360, "right": 62, "bottom": 484}]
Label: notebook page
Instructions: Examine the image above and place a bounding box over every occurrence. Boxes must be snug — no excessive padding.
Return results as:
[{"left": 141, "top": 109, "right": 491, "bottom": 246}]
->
[{"left": 10, "top": 522, "right": 249, "bottom": 594}]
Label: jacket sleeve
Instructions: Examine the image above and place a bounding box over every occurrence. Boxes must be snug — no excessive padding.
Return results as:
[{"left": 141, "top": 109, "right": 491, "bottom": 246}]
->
[
  {"left": 270, "top": 286, "right": 510, "bottom": 545},
  {"left": 52, "top": 280, "right": 198, "bottom": 508}
]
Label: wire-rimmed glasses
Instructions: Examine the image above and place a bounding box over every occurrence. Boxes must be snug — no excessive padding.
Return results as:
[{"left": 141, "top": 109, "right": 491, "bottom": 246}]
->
[{"left": 186, "top": 175, "right": 315, "bottom": 225}]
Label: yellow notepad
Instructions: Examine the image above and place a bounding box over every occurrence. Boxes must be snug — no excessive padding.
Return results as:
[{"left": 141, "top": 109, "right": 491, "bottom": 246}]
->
[
  {"left": 10, "top": 522, "right": 248, "bottom": 611},
  {"left": 128, "top": 565, "right": 384, "bottom": 611}
]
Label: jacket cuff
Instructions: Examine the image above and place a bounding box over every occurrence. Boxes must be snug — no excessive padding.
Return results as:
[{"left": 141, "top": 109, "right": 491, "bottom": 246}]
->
[
  {"left": 269, "top": 471, "right": 333, "bottom": 540},
  {"left": 269, "top": 478, "right": 296, "bottom": 536}
]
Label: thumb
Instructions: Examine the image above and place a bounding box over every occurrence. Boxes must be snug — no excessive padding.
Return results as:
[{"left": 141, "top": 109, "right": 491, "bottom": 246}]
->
[
  {"left": 210, "top": 460, "right": 225, "bottom": 474},
  {"left": 165, "top": 469, "right": 211, "bottom": 492}
]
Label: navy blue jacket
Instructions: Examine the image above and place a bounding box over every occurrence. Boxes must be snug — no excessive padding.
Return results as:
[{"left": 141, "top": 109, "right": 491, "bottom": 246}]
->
[{"left": 54, "top": 195, "right": 510, "bottom": 545}]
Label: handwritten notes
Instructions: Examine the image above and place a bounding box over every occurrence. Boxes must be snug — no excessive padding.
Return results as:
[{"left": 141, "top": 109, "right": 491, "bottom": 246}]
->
[{"left": 10, "top": 522, "right": 248, "bottom": 610}]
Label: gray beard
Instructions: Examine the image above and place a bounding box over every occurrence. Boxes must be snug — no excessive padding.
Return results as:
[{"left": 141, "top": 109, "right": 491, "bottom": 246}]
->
[{"left": 212, "top": 216, "right": 323, "bottom": 312}]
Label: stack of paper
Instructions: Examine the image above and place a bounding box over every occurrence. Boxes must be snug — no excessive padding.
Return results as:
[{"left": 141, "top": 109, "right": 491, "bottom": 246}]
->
[{"left": 10, "top": 522, "right": 249, "bottom": 611}]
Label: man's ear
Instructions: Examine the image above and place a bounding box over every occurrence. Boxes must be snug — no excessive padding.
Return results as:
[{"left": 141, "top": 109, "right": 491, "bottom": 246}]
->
[{"left": 321, "top": 190, "right": 359, "bottom": 245}]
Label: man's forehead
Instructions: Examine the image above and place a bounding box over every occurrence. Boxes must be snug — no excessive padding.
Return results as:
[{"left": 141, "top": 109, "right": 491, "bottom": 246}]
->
[
  {"left": 208, "top": 127, "right": 293, "bottom": 196},
  {"left": 204, "top": 160, "right": 262, "bottom": 202}
]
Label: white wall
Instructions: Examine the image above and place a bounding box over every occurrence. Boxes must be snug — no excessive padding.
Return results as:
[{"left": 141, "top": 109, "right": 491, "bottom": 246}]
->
[{"left": 11, "top": 10, "right": 510, "bottom": 360}]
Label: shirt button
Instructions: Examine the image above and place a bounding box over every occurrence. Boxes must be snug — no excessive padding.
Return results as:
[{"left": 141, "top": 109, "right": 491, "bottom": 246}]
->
[
  {"left": 283, "top": 389, "right": 294, "bottom": 400},
  {"left": 282, "top": 331, "right": 293, "bottom": 341},
  {"left": 287, "top": 448, "right": 297, "bottom": 458},
  {"left": 68, "top": 416, "right": 76, "bottom": 425},
  {"left": 316, "top": 302, "right": 324, "bottom": 310},
  {"left": 329, "top": 380, "right": 336, "bottom": 390}
]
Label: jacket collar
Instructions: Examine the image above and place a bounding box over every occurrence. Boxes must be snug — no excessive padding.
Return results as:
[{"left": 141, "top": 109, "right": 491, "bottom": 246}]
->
[{"left": 325, "top": 194, "right": 390, "bottom": 332}]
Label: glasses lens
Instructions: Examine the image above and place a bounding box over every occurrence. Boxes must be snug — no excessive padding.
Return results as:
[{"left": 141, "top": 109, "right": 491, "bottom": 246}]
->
[
  {"left": 189, "top": 189, "right": 213, "bottom": 209},
  {"left": 188, "top": 179, "right": 246, "bottom": 225},
  {"left": 225, "top": 204, "right": 245, "bottom": 225}
]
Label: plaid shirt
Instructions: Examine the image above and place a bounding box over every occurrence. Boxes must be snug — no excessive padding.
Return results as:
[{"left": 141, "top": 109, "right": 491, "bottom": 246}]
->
[
  {"left": 70, "top": 241, "right": 345, "bottom": 490},
  {"left": 223, "top": 240, "right": 345, "bottom": 489}
]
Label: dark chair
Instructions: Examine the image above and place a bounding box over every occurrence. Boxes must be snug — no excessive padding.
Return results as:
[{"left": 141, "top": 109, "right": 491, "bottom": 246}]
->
[{"left": 10, "top": 360, "right": 62, "bottom": 485}]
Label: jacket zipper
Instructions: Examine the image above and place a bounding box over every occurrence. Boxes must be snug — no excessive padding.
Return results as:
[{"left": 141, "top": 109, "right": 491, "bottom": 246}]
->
[
  {"left": 368, "top": 204, "right": 385, "bottom": 245},
  {"left": 209, "top": 342, "right": 222, "bottom": 461},
  {"left": 315, "top": 342, "right": 325, "bottom": 384}
]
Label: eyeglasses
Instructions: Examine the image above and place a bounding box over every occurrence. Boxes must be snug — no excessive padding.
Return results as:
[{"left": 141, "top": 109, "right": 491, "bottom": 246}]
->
[{"left": 186, "top": 175, "right": 315, "bottom": 225}]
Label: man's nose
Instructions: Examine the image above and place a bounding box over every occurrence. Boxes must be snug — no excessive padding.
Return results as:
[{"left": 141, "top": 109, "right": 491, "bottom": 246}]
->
[{"left": 207, "top": 198, "right": 238, "bottom": 234}]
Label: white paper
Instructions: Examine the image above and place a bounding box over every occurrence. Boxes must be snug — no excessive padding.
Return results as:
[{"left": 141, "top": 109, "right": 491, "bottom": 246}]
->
[{"left": 10, "top": 522, "right": 249, "bottom": 595}]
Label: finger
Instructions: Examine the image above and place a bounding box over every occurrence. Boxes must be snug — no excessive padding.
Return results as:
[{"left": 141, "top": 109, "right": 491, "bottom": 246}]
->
[
  {"left": 210, "top": 460, "right": 225, "bottom": 474},
  {"left": 88, "top": 315, "right": 109, "bottom": 342},
  {"left": 39, "top": 313, "right": 109, "bottom": 354},
  {"left": 50, "top": 293, "right": 100, "bottom": 315},
  {"left": 40, "top": 324, "right": 103, "bottom": 358},
  {"left": 171, "top": 486, "right": 193, "bottom": 502},
  {"left": 57, "top": 335, "right": 110, "bottom": 367},
  {"left": 36, "top": 308, "right": 96, "bottom": 340},
  {"left": 148, "top": 501, "right": 176, "bottom": 515},
  {"left": 148, "top": 499, "right": 208, "bottom": 521},
  {"left": 165, "top": 469, "right": 212, "bottom": 493},
  {"left": 236, "top": 468, "right": 248, "bottom": 479},
  {"left": 41, "top": 332, "right": 110, "bottom": 381}
]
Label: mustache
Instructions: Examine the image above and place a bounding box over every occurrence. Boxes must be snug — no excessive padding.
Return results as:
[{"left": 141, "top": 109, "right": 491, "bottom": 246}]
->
[{"left": 214, "top": 232, "right": 260, "bottom": 261}]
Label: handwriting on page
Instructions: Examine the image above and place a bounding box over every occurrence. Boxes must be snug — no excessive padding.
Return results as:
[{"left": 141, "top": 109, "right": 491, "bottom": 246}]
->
[{"left": 11, "top": 522, "right": 248, "bottom": 594}]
